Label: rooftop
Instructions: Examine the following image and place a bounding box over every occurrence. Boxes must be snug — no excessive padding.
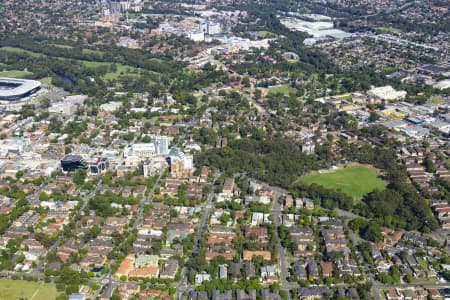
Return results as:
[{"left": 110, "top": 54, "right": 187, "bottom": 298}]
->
[{"left": 0, "top": 77, "right": 41, "bottom": 98}]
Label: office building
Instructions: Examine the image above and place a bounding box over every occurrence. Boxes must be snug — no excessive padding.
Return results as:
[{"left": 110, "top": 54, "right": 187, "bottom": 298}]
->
[
  {"left": 153, "top": 135, "right": 169, "bottom": 155},
  {"left": 61, "top": 154, "right": 87, "bottom": 172}
]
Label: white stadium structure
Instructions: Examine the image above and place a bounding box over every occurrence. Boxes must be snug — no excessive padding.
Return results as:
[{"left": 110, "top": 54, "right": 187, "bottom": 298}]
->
[{"left": 0, "top": 77, "right": 41, "bottom": 102}]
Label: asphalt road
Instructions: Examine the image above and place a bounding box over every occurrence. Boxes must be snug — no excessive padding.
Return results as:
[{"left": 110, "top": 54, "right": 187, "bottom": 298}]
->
[
  {"left": 31, "top": 181, "right": 102, "bottom": 279},
  {"left": 176, "top": 172, "right": 219, "bottom": 299},
  {"left": 132, "top": 165, "right": 167, "bottom": 231}
]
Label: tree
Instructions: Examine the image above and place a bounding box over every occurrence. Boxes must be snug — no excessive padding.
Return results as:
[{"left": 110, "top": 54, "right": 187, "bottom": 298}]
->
[
  {"left": 169, "top": 209, "right": 178, "bottom": 218},
  {"left": 141, "top": 135, "right": 151, "bottom": 143},
  {"left": 84, "top": 225, "right": 101, "bottom": 242},
  {"left": 16, "top": 253, "right": 25, "bottom": 263},
  {"left": 111, "top": 288, "right": 121, "bottom": 300},
  {"left": 360, "top": 221, "right": 383, "bottom": 242},
  {"left": 280, "top": 289, "right": 288, "bottom": 300},
  {"left": 60, "top": 267, "right": 81, "bottom": 285},
  {"left": 123, "top": 132, "right": 134, "bottom": 141},
  {"left": 40, "top": 98, "right": 51, "bottom": 108},
  {"left": 220, "top": 213, "right": 231, "bottom": 225},
  {"left": 369, "top": 112, "right": 380, "bottom": 122},
  {"left": 73, "top": 169, "right": 87, "bottom": 185},
  {"left": 348, "top": 218, "right": 368, "bottom": 232},
  {"left": 65, "top": 284, "right": 79, "bottom": 295},
  {"left": 254, "top": 89, "right": 262, "bottom": 100},
  {"left": 242, "top": 76, "right": 251, "bottom": 87},
  {"left": 423, "top": 157, "right": 436, "bottom": 173},
  {"left": 15, "top": 170, "right": 25, "bottom": 179},
  {"left": 39, "top": 192, "right": 49, "bottom": 201}
]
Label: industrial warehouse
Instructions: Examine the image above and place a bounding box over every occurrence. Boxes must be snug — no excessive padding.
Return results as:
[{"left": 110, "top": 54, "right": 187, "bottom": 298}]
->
[{"left": 0, "top": 77, "right": 41, "bottom": 102}]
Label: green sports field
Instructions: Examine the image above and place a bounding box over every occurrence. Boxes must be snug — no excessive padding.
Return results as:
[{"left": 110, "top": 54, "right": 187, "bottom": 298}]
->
[
  {"left": 0, "top": 70, "right": 33, "bottom": 78},
  {"left": 300, "top": 165, "right": 386, "bottom": 199},
  {"left": 0, "top": 46, "right": 143, "bottom": 83},
  {"left": 268, "top": 84, "right": 294, "bottom": 95},
  {"left": 375, "top": 26, "right": 401, "bottom": 33},
  {"left": 0, "top": 279, "right": 58, "bottom": 300}
]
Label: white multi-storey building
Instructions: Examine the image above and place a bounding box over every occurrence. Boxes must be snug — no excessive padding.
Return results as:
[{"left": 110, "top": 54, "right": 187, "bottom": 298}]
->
[
  {"left": 130, "top": 143, "right": 156, "bottom": 158},
  {"left": 153, "top": 135, "right": 169, "bottom": 155}
]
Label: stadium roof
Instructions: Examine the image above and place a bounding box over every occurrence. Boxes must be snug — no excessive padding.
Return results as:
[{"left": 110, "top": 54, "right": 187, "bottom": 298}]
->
[{"left": 0, "top": 77, "right": 41, "bottom": 98}]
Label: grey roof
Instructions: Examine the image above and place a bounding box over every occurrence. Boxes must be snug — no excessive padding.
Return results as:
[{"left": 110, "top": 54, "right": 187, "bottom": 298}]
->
[
  {"left": 261, "top": 289, "right": 281, "bottom": 300},
  {"left": 306, "top": 259, "right": 319, "bottom": 277},
  {"left": 191, "top": 291, "right": 209, "bottom": 300},
  {"left": 236, "top": 289, "right": 257, "bottom": 300},
  {"left": 403, "top": 232, "right": 428, "bottom": 246},
  {"left": 290, "top": 226, "right": 313, "bottom": 235},
  {"left": 293, "top": 261, "right": 307, "bottom": 279},
  {"left": 298, "top": 287, "right": 332, "bottom": 297},
  {"left": 68, "top": 293, "right": 85, "bottom": 300},
  {"left": 160, "top": 259, "right": 178, "bottom": 278},
  {"left": 213, "top": 290, "right": 232, "bottom": 300}
]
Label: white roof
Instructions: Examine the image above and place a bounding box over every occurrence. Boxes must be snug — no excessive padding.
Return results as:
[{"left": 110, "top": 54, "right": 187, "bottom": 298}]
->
[
  {"left": 368, "top": 85, "right": 407, "bottom": 100},
  {"left": 100, "top": 101, "right": 122, "bottom": 110},
  {"left": 0, "top": 77, "right": 41, "bottom": 97},
  {"left": 64, "top": 95, "right": 88, "bottom": 104},
  {"left": 434, "top": 79, "right": 450, "bottom": 90},
  {"left": 132, "top": 143, "right": 155, "bottom": 151}
]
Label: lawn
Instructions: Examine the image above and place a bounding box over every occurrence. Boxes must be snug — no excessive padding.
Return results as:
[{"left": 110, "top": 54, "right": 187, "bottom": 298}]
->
[
  {"left": 82, "top": 48, "right": 104, "bottom": 56},
  {"left": 39, "top": 77, "right": 52, "bottom": 84},
  {"left": 430, "top": 98, "right": 444, "bottom": 105},
  {"left": 0, "top": 45, "right": 156, "bottom": 85},
  {"left": 81, "top": 61, "right": 141, "bottom": 81},
  {"left": 80, "top": 60, "right": 110, "bottom": 68},
  {"left": 258, "top": 31, "right": 275, "bottom": 37},
  {"left": 0, "top": 46, "right": 42, "bottom": 57},
  {"left": 337, "top": 94, "right": 353, "bottom": 101},
  {"left": 268, "top": 84, "right": 294, "bottom": 95},
  {"left": 0, "top": 70, "right": 52, "bottom": 84},
  {"left": 1, "top": 46, "right": 139, "bottom": 76},
  {"left": 103, "top": 65, "right": 141, "bottom": 81},
  {"left": 0, "top": 70, "right": 33, "bottom": 78},
  {"left": 300, "top": 164, "right": 386, "bottom": 199},
  {"left": 0, "top": 279, "right": 59, "bottom": 300},
  {"left": 49, "top": 44, "right": 73, "bottom": 49},
  {"left": 375, "top": 27, "right": 401, "bottom": 34}
]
